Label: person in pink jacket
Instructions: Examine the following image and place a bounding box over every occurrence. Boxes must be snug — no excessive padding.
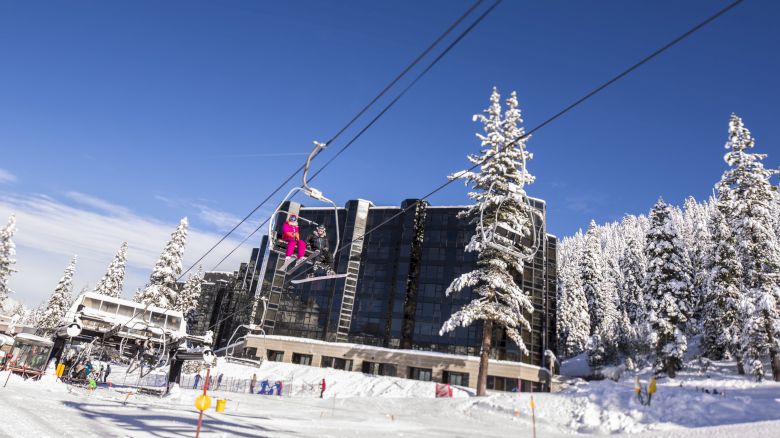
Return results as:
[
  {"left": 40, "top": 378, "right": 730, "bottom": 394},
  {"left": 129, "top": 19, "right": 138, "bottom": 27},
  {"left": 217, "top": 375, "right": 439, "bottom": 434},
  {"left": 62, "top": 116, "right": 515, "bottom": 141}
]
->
[{"left": 282, "top": 214, "right": 306, "bottom": 261}]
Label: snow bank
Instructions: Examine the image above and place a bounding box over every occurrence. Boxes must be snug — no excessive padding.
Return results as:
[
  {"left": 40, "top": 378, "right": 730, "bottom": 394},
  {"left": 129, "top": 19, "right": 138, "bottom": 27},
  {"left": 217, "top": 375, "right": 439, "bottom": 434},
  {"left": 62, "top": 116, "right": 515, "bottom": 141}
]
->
[
  {"left": 194, "top": 358, "right": 474, "bottom": 398},
  {"left": 560, "top": 352, "right": 593, "bottom": 377}
]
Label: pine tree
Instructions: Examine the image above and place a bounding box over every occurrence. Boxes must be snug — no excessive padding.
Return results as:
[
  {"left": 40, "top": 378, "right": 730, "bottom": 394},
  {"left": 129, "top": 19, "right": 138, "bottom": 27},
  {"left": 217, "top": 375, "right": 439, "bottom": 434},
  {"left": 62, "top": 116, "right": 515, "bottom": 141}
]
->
[
  {"left": 37, "top": 256, "right": 77, "bottom": 333},
  {"left": 701, "top": 193, "right": 743, "bottom": 362},
  {"left": 618, "top": 215, "right": 647, "bottom": 326},
  {"left": 581, "top": 221, "right": 619, "bottom": 366},
  {"left": 682, "top": 197, "right": 712, "bottom": 330},
  {"left": 616, "top": 215, "right": 647, "bottom": 360},
  {"left": 0, "top": 214, "right": 17, "bottom": 308},
  {"left": 644, "top": 199, "right": 692, "bottom": 377},
  {"left": 557, "top": 233, "right": 590, "bottom": 358},
  {"left": 95, "top": 242, "right": 128, "bottom": 298},
  {"left": 718, "top": 114, "right": 780, "bottom": 381},
  {"left": 5, "top": 299, "right": 26, "bottom": 320},
  {"left": 134, "top": 218, "right": 188, "bottom": 308},
  {"left": 176, "top": 266, "right": 203, "bottom": 312},
  {"left": 440, "top": 88, "right": 536, "bottom": 396}
]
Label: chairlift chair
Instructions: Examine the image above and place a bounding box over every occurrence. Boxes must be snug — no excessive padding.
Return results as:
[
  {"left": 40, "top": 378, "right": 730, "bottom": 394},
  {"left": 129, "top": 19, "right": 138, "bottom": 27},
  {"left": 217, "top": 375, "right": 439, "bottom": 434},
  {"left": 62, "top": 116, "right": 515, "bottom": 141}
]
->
[{"left": 266, "top": 141, "right": 341, "bottom": 265}]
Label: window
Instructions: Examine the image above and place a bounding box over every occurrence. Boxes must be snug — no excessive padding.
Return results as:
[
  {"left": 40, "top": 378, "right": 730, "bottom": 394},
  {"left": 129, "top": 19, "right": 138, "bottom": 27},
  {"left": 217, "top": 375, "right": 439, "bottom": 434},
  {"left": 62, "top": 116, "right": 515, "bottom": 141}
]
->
[
  {"left": 292, "top": 353, "right": 312, "bottom": 366},
  {"left": 166, "top": 315, "right": 182, "bottom": 330},
  {"left": 321, "top": 356, "right": 353, "bottom": 371},
  {"left": 408, "top": 367, "right": 432, "bottom": 382},
  {"left": 267, "top": 350, "right": 284, "bottom": 362},
  {"left": 100, "top": 301, "right": 118, "bottom": 315},
  {"left": 361, "top": 361, "right": 397, "bottom": 377},
  {"left": 443, "top": 371, "right": 469, "bottom": 387},
  {"left": 117, "top": 305, "right": 135, "bottom": 318},
  {"left": 487, "top": 375, "right": 519, "bottom": 392},
  {"left": 82, "top": 297, "right": 101, "bottom": 310},
  {"left": 151, "top": 312, "right": 166, "bottom": 328}
]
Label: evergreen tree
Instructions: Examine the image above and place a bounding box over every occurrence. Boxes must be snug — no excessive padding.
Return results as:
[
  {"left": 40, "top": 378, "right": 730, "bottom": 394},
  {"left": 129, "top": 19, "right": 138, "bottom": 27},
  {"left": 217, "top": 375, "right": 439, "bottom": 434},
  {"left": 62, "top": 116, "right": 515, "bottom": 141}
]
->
[
  {"left": 581, "top": 221, "right": 618, "bottom": 366},
  {"left": 644, "top": 199, "right": 692, "bottom": 377},
  {"left": 701, "top": 193, "right": 743, "bottom": 362},
  {"left": 557, "top": 233, "right": 590, "bottom": 357},
  {"left": 38, "top": 256, "right": 77, "bottom": 333},
  {"left": 134, "top": 218, "right": 188, "bottom": 308},
  {"left": 95, "top": 242, "right": 128, "bottom": 298},
  {"left": 616, "top": 215, "right": 647, "bottom": 360},
  {"left": 718, "top": 114, "right": 780, "bottom": 381},
  {"left": 440, "top": 88, "right": 536, "bottom": 396},
  {"left": 618, "top": 215, "right": 647, "bottom": 325},
  {"left": 0, "top": 214, "right": 17, "bottom": 308},
  {"left": 682, "top": 197, "right": 712, "bottom": 330},
  {"left": 176, "top": 266, "right": 203, "bottom": 312},
  {"left": 3, "top": 299, "right": 29, "bottom": 325}
]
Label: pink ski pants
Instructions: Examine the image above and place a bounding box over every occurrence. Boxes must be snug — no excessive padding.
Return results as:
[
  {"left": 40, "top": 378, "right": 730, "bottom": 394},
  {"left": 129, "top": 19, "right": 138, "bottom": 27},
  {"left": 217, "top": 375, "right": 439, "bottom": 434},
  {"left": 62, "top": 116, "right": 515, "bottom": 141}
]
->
[{"left": 285, "top": 239, "right": 306, "bottom": 258}]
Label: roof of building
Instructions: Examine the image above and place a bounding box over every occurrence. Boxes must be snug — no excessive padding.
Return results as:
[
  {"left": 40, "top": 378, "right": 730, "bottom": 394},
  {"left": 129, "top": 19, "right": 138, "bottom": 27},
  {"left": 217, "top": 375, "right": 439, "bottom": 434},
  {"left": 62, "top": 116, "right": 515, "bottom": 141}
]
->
[{"left": 246, "top": 334, "right": 544, "bottom": 371}]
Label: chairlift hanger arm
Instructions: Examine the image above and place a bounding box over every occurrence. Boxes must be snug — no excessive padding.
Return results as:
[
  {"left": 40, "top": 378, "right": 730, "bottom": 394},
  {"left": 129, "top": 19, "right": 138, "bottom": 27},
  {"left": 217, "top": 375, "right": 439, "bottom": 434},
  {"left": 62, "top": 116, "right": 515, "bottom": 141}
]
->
[{"left": 302, "top": 141, "right": 327, "bottom": 194}]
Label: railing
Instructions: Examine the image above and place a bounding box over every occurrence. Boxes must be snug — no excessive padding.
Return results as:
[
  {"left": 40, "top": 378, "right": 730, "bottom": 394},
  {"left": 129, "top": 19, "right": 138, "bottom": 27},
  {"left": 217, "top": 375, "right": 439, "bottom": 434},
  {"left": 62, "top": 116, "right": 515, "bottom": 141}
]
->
[{"left": 178, "top": 375, "right": 323, "bottom": 398}]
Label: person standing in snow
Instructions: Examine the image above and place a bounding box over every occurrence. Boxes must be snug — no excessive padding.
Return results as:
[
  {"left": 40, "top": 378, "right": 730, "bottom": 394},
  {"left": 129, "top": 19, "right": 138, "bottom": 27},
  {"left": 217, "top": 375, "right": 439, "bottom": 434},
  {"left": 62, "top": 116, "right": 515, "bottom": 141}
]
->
[
  {"left": 217, "top": 373, "right": 223, "bottom": 390},
  {"left": 103, "top": 363, "right": 111, "bottom": 384},
  {"left": 250, "top": 373, "right": 257, "bottom": 394},
  {"left": 194, "top": 372, "right": 201, "bottom": 389},
  {"left": 281, "top": 215, "right": 306, "bottom": 264},
  {"left": 320, "top": 378, "right": 326, "bottom": 398},
  {"left": 307, "top": 225, "right": 335, "bottom": 275}
]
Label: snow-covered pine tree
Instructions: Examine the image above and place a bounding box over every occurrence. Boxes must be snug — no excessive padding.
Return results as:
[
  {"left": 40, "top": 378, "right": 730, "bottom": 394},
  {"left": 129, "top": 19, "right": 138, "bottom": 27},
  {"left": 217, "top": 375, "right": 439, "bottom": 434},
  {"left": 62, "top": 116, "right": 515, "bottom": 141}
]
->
[
  {"left": 616, "top": 215, "right": 647, "bottom": 360},
  {"left": 176, "top": 266, "right": 203, "bottom": 313},
  {"left": 718, "top": 114, "right": 780, "bottom": 381},
  {"left": 701, "top": 190, "right": 743, "bottom": 363},
  {"left": 601, "top": 222, "right": 632, "bottom": 355},
  {"left": 644, "top": 199, "right": 693, "bottom": 378},
  {"left": 440, "top": 88, "right": 536, "bottom": 396},
  {"left": 134, "top": 218, "right": 188, "bottom": 308},
  {"left": 581, "top": 221, "right": 619, "bottom": 366},
  {"left": 95, "top": 242, "right": 128, "bottom": 298},
  {"left": 618, "top": 215, "right": 647, "bottom": 326},
  {"left": 682, "top": 197, "right": 712, "bottom": 332},
  {"left": 2, "top": 298, "right": 29, "bottom": 325},
  {"left": 557, "top": 233, "right": 590, "bottom": 358},
  {"left": 37, "top": 256, "right": 77, "bottom": 334},
  {"left": 0, "top": 214, "right": 17, "bottom": 309}
]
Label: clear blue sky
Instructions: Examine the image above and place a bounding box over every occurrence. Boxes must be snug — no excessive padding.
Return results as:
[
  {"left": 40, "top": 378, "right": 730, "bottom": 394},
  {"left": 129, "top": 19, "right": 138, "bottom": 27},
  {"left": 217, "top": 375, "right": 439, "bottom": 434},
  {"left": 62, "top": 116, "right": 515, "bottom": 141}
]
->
[{"left": 1, "top": 0, "right": 778, "bottom": 303}]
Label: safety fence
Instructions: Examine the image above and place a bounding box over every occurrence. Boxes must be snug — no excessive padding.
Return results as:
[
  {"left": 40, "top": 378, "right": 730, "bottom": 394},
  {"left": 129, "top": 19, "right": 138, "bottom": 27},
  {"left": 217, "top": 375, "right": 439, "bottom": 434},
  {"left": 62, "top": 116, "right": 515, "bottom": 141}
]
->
[{"left": 179, "top": 374, "right": 324, "bottom": 398}]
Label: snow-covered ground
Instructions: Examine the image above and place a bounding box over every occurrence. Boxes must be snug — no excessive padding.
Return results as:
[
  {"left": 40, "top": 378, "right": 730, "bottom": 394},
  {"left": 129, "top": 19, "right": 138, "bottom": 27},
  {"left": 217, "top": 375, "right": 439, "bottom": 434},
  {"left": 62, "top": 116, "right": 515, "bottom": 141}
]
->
[{"left": 0, "top": 358, "right": 779, "bottom": 437}]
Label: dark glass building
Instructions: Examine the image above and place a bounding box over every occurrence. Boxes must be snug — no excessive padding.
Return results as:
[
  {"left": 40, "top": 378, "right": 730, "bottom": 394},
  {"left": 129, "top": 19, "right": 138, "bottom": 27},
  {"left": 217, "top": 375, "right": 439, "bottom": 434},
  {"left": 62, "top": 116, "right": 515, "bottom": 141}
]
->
[{"left": 211, "top": 198, "right": 558, "bottom": 369}]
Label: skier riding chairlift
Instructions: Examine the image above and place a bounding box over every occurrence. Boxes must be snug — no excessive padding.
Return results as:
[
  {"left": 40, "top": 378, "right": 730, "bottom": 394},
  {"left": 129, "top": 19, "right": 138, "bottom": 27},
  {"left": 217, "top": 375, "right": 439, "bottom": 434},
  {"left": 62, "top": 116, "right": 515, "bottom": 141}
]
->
[
  {"left": 280, "top": 214, "right": 307, "bottom": 270},
  {"left": 306, "top": 225, "right": 336, "bottom": 277}
]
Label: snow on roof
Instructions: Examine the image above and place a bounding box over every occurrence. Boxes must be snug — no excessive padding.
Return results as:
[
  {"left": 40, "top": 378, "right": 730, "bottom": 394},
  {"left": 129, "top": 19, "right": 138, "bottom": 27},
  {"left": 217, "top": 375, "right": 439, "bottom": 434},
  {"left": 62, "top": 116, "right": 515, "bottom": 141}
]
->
[
  {"left": 14, "top": 333, "right": 54, "bottom": 346},
  {"left": 246, "top": 334, "right": 543, "bottom": 371}
]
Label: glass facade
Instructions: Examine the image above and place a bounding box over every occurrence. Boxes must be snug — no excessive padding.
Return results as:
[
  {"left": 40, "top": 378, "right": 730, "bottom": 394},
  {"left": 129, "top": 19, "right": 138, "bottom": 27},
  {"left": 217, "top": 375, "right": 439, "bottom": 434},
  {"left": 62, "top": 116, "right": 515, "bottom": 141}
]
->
[{"left": 201, "top": 198, "right": 557, "bottom": 369}]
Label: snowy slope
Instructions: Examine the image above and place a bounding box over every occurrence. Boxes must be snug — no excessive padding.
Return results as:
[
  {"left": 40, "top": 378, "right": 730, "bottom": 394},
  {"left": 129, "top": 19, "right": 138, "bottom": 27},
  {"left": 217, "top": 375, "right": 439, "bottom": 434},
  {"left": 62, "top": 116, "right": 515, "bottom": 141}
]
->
[{"left": 1, "top": 358, "right": 779, "bottom": 437}]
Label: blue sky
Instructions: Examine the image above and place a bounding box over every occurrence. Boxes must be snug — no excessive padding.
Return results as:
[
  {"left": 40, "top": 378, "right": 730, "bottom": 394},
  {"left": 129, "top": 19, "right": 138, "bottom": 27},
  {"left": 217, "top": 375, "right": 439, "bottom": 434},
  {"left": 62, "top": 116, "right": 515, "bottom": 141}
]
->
[{"left": 1, "top": 0, "right": 778, "bottom": 305}]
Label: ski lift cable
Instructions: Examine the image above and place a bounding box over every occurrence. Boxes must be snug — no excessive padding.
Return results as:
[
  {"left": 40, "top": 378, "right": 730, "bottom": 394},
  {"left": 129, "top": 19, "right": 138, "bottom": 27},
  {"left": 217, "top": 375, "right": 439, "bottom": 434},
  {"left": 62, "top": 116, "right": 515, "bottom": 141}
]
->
[
  {"left": 205, "top": 0, "right": 502, "bottom": 273},
  {"left": 288, "top": 0, "right": 745, "bottom": 280},
  {"left": 179, "top": 0, "right": 492, "bottom": 279},
  {"left": 206, "top": 0, "right": 744, "bottom": 331}
]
